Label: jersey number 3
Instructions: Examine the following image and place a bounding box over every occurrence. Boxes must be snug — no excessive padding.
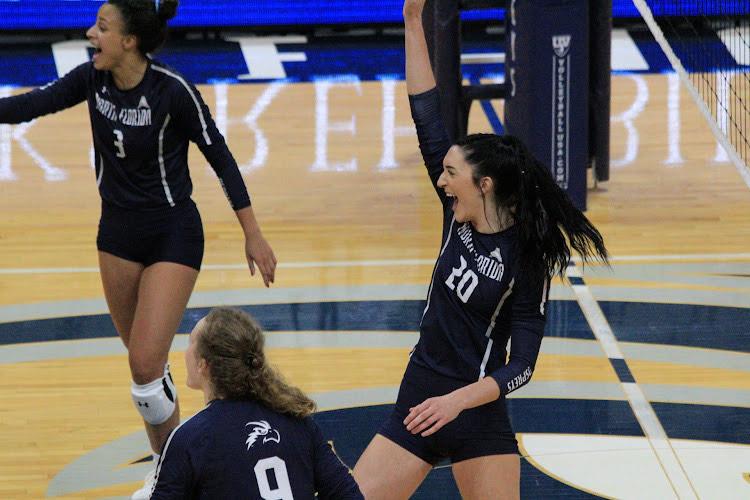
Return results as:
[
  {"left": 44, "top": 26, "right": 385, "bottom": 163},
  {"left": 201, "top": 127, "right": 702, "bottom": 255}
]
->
[
  {"left": 113, "top": 129, "right": 126, "bottom": 158},
  {"left": 254, "top": 456, "right": 294, "bottom": 500},
  {"left": 445, "top": 255, "right": 479, "bottom": 303}
]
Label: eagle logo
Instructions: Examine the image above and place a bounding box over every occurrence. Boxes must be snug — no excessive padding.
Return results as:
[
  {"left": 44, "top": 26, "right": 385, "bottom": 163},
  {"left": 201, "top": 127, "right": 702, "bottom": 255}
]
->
[{"left": 245, "top": 420, "right": 281, "bottom": 449}]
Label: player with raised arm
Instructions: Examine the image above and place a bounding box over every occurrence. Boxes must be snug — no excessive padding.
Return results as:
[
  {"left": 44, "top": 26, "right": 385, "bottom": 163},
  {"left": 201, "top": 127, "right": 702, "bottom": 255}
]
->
[{"left": 352, "top": 1, "right": 609, "bottom": 498}]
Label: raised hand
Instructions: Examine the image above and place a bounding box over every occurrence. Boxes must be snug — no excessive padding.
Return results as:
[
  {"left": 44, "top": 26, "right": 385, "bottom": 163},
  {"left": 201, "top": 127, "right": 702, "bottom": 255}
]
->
[
  {"left": 403, "top": 0, "right": 427, "bottom": 20},
  {"left": 403, "top": 0, "right": 435, "bottom": 95}
]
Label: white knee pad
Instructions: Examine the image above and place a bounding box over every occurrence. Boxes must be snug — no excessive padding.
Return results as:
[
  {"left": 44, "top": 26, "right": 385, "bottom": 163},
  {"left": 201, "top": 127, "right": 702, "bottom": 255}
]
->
[{"left": 131, "top": 363, "right": 177, "bottom": 425}]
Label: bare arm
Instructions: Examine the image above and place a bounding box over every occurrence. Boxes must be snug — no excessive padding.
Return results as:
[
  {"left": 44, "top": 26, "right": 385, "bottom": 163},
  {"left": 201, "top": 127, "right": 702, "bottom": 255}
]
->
[
  {"left": 404, "top": 0, "right": 436, "bottom": 95},
  {"left": 235, "top": 206, "right": 277, "bottom": 288}
]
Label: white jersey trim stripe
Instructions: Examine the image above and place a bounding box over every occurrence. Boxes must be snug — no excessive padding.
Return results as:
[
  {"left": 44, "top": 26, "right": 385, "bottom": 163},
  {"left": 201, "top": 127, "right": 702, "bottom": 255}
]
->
[
  {"left": 158, "top": 114, "right": 176, "bottom": 207},
  {"left": 150, "top": 404, "right": 210, "bottom": 496},
  {"left": 421, "top": 216, "right": 456, "bottom": 322},
  {"left": 479, "top": 277, "right": 515, "bottom": 379},
  {"left": 151, "top": 420, "right": 183, "bottom": 496},
  {"left": 96, "top": 154, "right": 104, "bottom": 187},
  {"left": 478, "top": 338, "right": 495, "bottom": 380},
  {"left": 151, "top": 65, "right": 212, "bottom": 145}
]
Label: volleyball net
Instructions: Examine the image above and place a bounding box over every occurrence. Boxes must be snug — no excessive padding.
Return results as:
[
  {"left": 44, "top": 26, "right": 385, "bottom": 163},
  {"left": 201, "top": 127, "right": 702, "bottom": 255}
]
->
[{"left": 633, "top": 0, "right": 750, "bottom": 186}]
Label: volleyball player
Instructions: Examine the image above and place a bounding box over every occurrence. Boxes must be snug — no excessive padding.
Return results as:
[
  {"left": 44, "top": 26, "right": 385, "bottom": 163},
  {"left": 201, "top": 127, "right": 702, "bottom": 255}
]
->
[
  {"left": 150, "top": 307, "right": 363, "bottom": 499},
  {"left": 0, "top": 1, "right": 277, "bottom": 497},
  {"left": 352, "top": 0, "right": 609, "bottom": 498}
]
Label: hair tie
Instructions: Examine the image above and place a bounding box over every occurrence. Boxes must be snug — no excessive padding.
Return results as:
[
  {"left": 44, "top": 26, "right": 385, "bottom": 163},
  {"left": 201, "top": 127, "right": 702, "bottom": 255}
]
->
[
  {"left": 242, "top": 353, "right": 255, "bottom": 368},
  {"left": 243, "top": 353, "right": 262, "bottom": 369},
  {"left": 154, "top": 0, "right": 160, "bottom": 13}
]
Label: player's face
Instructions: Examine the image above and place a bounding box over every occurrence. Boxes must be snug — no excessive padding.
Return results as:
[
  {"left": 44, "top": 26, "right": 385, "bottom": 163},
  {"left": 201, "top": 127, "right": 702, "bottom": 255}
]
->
[
  {"left": 437, "top": 145, "right": 484, "bottom": 224},
  {"left": 185, "top": 318, "right": 206, "bottom": 390},
  {"left": 86, "top": 4, "right": 129, "bottom": 70}
]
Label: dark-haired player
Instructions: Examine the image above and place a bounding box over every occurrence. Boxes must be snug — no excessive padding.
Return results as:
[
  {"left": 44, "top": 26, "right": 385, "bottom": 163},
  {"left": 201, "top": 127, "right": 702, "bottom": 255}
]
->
[
  {"left": 352, "top": 0, "right": 609, "bottom": 498},
  {"left": 0, "top": 1, "right": 277, "bottom": 497}
]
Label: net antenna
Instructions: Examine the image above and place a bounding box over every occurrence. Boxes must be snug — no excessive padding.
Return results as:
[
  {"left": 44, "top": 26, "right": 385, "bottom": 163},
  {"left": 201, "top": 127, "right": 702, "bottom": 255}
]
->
[{"left": 632, "top": 0, "right": 750, "bottom": 189}]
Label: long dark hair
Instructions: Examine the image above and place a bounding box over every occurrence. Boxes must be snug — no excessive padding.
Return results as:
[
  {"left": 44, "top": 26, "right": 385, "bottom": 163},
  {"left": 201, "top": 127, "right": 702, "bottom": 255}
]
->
[
  {"left": 108, "top": 0, "right": 178, "bottom": 55},
  {"left": 196, "top": 307, "right": 316, "bottom": 419},
  {"left": 455, "top": 133, "right": 608, "bottom": 280}
]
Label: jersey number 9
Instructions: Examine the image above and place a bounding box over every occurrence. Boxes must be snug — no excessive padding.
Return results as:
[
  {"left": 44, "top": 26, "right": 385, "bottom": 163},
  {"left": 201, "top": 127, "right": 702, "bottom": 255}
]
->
[{"left": 254, "top": 456, "right": 294, "bottom": 500}]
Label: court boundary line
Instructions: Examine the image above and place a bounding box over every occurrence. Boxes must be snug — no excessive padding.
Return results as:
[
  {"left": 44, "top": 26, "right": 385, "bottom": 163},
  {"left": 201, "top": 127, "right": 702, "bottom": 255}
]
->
[
  {"left": 567, "top": 263, "right": 699, "bottom": 499},
  {"left": 0, "top": 252, "right": 748, "bottom": 275}
]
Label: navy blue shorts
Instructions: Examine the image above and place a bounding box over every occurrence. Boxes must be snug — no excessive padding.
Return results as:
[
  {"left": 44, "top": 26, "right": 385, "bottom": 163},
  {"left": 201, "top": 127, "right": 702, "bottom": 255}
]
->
[
  {"left": 96, "top": 199, "right": 204, "bottom": 271},
  {"left": 379, "top": 361, "right": 518, "bottom": 465}
]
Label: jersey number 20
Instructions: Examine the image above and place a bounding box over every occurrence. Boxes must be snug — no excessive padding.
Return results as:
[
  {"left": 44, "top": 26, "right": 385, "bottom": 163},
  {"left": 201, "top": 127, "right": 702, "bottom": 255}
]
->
[
  {"left": 254, "top": 456, "right": 294, "bottom": 500},
  {"left": 445, "top": 255, "right": 479, "bottom": 303}
]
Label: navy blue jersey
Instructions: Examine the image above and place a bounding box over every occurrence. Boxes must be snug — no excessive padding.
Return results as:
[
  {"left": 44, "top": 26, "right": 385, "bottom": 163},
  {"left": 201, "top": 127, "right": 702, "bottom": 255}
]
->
[
  {"left": 151, "top": 399, "right": 363, "bottom": 500},
  {"left": 409, "top": 88, "right": 549, "bottom": 396},
  {"left": 0, "top": 60, "right": 249, "bottom": 211}
]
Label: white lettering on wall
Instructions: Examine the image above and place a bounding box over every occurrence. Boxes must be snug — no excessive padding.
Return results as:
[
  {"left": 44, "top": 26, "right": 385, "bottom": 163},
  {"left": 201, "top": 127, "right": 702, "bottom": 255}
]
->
[
  {"left": 377, "top": 78, "right": 415, "bottom": 170},
  {"left": 228, "top": 36, "right": 307, "bottom": 80},
  {"left": 51, "top": 40, "right": 90, "bottom": 78},
  {"left": 310, "top": 76, "right": 362, "bottom": 172},
  {"left": 240, "top": 81, "right": 288, "bottom": 173},
  {"left": 611, "top": 74, "right": 648, "bottom": 168},
  {"left": 664, "top": 72, "right": 684, "bottom": 166}
]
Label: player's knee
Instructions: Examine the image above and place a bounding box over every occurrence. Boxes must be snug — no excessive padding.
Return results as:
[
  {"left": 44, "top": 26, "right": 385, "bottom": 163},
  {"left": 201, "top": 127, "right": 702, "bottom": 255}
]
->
[
  {"left": 131, "top": 363, "right": 177, "bottom": 425},
  {"left": 128, "top": 350, "right": 166, "bottom": 385}
]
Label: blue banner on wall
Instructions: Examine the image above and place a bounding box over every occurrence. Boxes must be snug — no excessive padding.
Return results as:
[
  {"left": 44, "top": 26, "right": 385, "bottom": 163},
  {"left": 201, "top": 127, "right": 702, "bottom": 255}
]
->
[
  {"left": 0, "top": 0, "right": 747, "bottom": 31},
  {"left": 0, "top": 0, "right": 501, "bottom": 30},
  {"left": 0, "top": 26, "right": 744, "bottom": 87}
]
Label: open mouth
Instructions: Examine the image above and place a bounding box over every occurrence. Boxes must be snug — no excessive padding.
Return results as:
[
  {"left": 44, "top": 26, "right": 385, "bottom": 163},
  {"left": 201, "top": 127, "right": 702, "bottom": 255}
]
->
[{"left": 446, "top": 192, "right": 458, "bottom": 211}]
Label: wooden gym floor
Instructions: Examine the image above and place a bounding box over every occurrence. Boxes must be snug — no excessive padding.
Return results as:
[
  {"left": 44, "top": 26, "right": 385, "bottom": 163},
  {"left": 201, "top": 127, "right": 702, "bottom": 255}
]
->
[{"left": 0, "top": 71, "right": 749, "bottom": 498}]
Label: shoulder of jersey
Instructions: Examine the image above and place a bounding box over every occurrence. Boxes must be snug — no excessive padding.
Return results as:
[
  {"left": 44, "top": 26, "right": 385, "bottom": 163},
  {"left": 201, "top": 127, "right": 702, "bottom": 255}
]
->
[
  {"left": 150, "top": 60, "right": 192, "bottom": 87},
  {"left": 174, "top": 403, "right": 215, "bottom": 436},
  {"left": 82, "top": 60, "right": 99, "bottom": 78}
]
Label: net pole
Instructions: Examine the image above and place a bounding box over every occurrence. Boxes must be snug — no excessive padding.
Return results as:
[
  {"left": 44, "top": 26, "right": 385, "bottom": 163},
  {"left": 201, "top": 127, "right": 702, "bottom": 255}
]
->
[{"left": 589, "top": 0, "right": 612, "bottom": 182}]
